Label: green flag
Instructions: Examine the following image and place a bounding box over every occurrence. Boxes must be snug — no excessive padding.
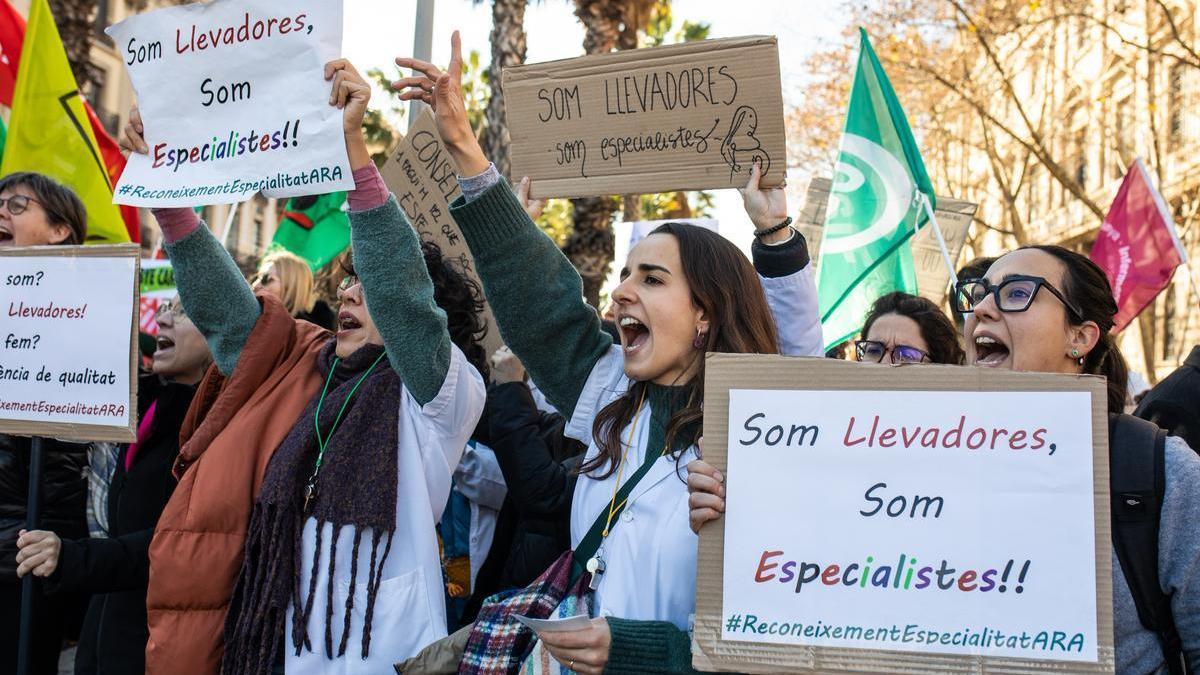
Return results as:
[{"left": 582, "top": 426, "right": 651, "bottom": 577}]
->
[
  {"left": 817, "top": 28, "right": 936, "bottom": 350},
  {"left": 271, "top": 192, "right": 350, "bottom": 271}
]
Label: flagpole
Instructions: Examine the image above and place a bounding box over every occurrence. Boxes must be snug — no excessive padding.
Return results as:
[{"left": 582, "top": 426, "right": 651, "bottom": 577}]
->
[
  {"left": 918, "top": 192, "right": 960, "bottom": 292},
  {"left": 220, "top": 202, "right": 240, "bottom": 251}
]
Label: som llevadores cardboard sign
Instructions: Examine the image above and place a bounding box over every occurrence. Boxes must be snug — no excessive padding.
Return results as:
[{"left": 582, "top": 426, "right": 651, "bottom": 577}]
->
[
  {"left": 0, "top": 245, "right": 140, "bottom": 443},
  {"left": 695, "top": 355, "right": 1114, "bottom": 673},
  {"left": 502, "top": 36, "right": 786, "bottom": 199}
]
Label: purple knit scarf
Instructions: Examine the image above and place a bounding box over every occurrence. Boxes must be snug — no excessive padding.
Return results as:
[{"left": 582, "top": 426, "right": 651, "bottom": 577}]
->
[{"left": 222, "top": 340, "right": 401, "bottom": 674}]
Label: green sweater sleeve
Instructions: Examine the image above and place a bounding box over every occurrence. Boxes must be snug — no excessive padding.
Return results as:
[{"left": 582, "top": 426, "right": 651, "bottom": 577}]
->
[
  {"left": 350, "top": 195, "right": 451, "bottom": 406},
  {"left": 163, "top": 224, "right": 260, "bottom": 376},
  {"left": 449, "top": 181, "right": 611, "bottom": 420},
  {"left": 605, "top": 618, "right": 702, "bottom": 674}
]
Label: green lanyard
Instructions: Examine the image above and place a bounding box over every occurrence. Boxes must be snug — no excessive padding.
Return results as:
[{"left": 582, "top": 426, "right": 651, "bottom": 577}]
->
[{"left": 302, "top": 352, "right": 387, "bottom": 512}]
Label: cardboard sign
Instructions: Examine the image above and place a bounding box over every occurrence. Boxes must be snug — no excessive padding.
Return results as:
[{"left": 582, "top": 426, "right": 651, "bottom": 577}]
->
[
  {"left": 502, "top": 36, "right": 786, "bottom": 199},
  {"left": 0, "top": 245, "right": 140, "bottom": 443},
  {"left": 107, "top": 0, "right": 353, "bottom": 207},
  {"left": 696, "top": 355, "right": 1114, "bottom": 673},
  {"left": 797, "top": 177, "right": 976, "bottom": 304},
  {"left": 379, "top": 109, "right": 503, "bottom": 358}
]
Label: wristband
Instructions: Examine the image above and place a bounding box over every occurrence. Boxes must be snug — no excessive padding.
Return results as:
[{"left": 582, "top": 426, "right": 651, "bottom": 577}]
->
[{"left": 753, "top": 216, "right": 793, "bottom": 239}]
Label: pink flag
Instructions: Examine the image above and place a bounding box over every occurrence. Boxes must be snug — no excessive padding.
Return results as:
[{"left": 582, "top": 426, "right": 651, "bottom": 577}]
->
[{"left": 1090, "top": 158, "right": 1188, "bottom": 332}]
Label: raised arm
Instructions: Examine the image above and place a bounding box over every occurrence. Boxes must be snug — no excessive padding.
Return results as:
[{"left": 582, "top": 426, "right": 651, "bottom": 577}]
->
[
  {"left": 120, "top": 108, "right": 258, "bottom": 376},
  {"left": 330, "top": 59, "right": 452, "bottom": 405},
  {"left": 394, "top": 33, "right": 610, "bottom": 418}
]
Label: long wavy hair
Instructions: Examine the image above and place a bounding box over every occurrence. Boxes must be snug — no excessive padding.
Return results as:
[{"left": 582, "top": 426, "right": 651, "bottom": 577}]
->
[{"left": 581, "top": 222, "right": 779, "bottom": 478}]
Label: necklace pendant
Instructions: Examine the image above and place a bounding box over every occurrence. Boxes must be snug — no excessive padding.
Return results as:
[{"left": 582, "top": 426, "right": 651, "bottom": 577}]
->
[
  {"left": 303, "top": 480, "right": 317, "bottom": 513},
  {"left": 586, "top": 556, "right": 605, "bottom": 591}
]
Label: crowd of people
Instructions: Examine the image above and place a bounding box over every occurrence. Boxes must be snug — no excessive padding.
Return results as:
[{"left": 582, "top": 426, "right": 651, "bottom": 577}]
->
[{"left": 0, "top": 31, "right": 1198, "bottom": 675}]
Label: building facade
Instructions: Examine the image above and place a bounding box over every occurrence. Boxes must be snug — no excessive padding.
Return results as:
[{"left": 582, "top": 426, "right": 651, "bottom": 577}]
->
[{"left": 923, "top": 0, "right": 1200, "bottom": 383}]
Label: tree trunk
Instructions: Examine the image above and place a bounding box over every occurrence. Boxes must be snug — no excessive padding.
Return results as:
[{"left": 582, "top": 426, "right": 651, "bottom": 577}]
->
[
  {"left": 50, "top": 0, "right": 102, "bottom": 91},
  {"left": 483, "top": 0, "right": 527, "bottom": 179},
  {"left": 566, "top": 196, "right": 616, "bottom": 306}
]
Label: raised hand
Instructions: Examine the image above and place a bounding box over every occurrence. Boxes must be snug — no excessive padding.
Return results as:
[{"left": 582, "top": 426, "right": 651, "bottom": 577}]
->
[
  {"left": 119, "top": 106, "right": 149, "bottom": 156},
  {"left": 516, "top": 177, "right": 547, "bottom": 221},
  {"left": 393, "top": 31, "right": 489, "bottom": 176},
  {"left": 491, "top": 346, "right": 527, "bottom": 384},
  {"left": 738, "top": 159, "right": 790, "bottom": 242},
  {"left": 325, "top": 59, "right": 372, "bottom": 169}
]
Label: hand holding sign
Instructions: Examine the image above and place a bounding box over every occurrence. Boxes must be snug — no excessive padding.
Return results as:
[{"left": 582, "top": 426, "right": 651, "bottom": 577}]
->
[
  {"left": 739, "top": 160, "right": 788, "bottom": 239},
  {"left": 324, "top": 59, "right": 371, "bottom": 170},
  {"left": 393, "top": 31, "right": 490, "bottom": 177}
]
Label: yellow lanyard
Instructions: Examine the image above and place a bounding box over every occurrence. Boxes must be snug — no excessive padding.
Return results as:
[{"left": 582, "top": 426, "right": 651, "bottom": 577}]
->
[{"left": 601, "top": 388, "right": 648, "bottom": 538}]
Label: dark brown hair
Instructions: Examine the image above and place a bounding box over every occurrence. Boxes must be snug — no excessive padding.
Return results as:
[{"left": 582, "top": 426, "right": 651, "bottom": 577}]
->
[
  {"left": 861, "top": 291, "right": 965, "bottom": 365},
  {"left": 1019, "top": 245, "right": 1128, "bottom": 414},
  {"left": 582, "top": 222, "right": 780, "bottom": 477},
  {"left": 0, "top": 172, "right": 87, "bottom": 245},
  {"left": 341, "top": 241, "right": 490, "bottom": 380}
]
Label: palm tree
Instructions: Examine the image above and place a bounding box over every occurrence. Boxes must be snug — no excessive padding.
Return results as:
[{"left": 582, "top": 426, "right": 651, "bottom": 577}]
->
[
  {"left": 565, "top": 0, "right": 658, "bottom": 306},
  {"left": 479, "top": 0, "right": 529, "bottom": 179}
]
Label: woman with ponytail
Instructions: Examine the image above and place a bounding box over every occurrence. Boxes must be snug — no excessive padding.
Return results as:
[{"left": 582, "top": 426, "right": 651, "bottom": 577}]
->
[{"left": 689, "top": 245, "right": 1200, "bottom": 673}]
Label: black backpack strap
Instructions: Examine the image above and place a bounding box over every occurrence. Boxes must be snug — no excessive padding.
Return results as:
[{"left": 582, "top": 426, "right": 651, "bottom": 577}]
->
[{"left": 1109, "top": 413, "right": 1188, "bottom": 674}]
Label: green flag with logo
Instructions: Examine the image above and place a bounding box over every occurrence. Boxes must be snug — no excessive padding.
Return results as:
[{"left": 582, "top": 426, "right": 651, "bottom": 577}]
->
[
  {"left": 271, "top": 192, "right": 350, "bottom": 271},
  {"left": 817, "top": 28, "right": 936, "bottom": 350}
]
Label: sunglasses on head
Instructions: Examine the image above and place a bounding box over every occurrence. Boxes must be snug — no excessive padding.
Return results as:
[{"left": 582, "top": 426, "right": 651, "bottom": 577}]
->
[
  {"left": 854, "top": 340, "right": 930, "bottom": 364},
  {"left": 954, "top": 275, "right": 1083, "bottom": 321}
]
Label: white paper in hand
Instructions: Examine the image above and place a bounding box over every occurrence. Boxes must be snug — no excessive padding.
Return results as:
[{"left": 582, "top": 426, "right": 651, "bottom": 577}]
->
[{"left": 513, "top": 613, "right": 593, "bottom": 633}]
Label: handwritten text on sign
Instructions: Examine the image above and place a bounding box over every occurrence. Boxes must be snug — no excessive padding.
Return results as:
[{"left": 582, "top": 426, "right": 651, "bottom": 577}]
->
[
  {"left": 0, "top": 253, "right": 136, "bottom": 436},
  {"left": 107, "top": 0, "right": 352, "bottom": 207},
  {"left": 380, "top": 110, "right": 503, "bottom": 357},
  {"left": 502, "top": 36, "right": 786, "bottom": 199},
  {"left": 722, "top": 389, "right": 1098, "bottom": 662}
]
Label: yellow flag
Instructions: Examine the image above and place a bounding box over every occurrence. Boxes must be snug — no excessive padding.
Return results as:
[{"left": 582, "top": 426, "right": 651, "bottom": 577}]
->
[{"left": 0, "top": 0, "right": 128, "bottom": 243}]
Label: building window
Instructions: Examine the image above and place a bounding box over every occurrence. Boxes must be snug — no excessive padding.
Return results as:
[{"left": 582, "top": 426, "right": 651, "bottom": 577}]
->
[
  {"left": 1169, "top": 63, "right": 1186, "bottom": 146},
  {"left": 1162, "top": 282, "right": 1177, "bottom": 360}
]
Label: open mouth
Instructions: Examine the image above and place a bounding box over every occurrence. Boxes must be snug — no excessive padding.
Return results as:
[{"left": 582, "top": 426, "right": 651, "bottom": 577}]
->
[
  {"left": 619, "top": 315, "right": 650, "bottom": 355},
  {"left": 973, "top": 334, "right": 1010, "bottom": 367},
  {"left": 155, "top": 335, "right": 175, "bottom": 352},
  {"left": 0, "top": 227, "right": 12, "bottom": 246},
  {"left": 338, "top": 312, "right": 362, "bottom": 333}
]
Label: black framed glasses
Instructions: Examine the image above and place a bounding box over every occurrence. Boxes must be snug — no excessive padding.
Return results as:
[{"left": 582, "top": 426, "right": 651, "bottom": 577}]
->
[
  {"left": 0, "top": 194, "right": 41, "bottom": 216},
  {"left": 854, "top": 340, "right": 931, "bottom": 364},
  {"left": 337, "top": 274, "right": 360, "bottom": 291},
  {"left": 154, "top": 300, "right": 187, "bottom": 321},
  {"left": 954, "top": 275, "right": 1083, "bottom": 321}
]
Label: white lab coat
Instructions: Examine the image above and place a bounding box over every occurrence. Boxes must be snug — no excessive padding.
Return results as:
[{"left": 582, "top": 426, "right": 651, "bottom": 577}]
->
[
  {"left": 453, "top": 442, "right": 507, "bottom": 586},
  {"left": 285, "top": 346, "right": 486, "bottom": 674},
  {"left": 760, "top": 260, "right": 824, "bottom": 357},
  {"left": 566, "top": 345, "right": 699, "bottom": 631}
]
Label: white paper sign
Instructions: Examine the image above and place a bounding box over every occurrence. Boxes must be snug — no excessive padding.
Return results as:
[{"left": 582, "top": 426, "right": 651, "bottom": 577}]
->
[
  {"left": 513, "top": 613, "right": 593, "bottom": 633},
  {"left": 721, "top": 388, "right": 1098, "bottom": 663},
  {"left": 0, "top": 254, "right": 137, "bottom": 435},
  {"left": 107, "top": 0, "right": 353, "bottom": 207}
]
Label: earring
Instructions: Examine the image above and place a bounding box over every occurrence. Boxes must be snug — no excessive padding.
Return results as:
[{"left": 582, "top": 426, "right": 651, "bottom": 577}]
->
[
  {"left": 1071, "top": 348, "right": 1084, "bottom": 366},
  {"left": 693, "top": 329, "right": 706, "bottom": 350}
]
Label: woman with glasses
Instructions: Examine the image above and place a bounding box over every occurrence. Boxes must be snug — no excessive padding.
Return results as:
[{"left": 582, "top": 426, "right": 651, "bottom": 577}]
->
[
  {"left": 0, "top": 171, "right": 87, "bottom": 247},
  {"left": 0, "top": 171, "right": 92, "bottom": 673},
  {"left": 118, "top": 59, "right": 487, "bottom": 675},
  {"left": 689, "top": 245, "right": 1200, "bottom": 673},
  {"left": 15, "top": 295, "right": 211, "bottom": 674},
  {"left": 252, "top": 250, "right": 337, "bottom": 331},
  {"left": 854, "top": 291, "right": 964, "bottom": 366}
]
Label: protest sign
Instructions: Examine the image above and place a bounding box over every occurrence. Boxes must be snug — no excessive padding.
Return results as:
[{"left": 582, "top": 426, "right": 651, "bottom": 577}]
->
[
  {"left": 502, "top": 36, "right": 786, "bottom": 199},
  {"left": 379, "top": 109, "right": 503, "bottom": 358},
  {"left": 107, "top": 0, "right": 353, "bottom": 208},
  {"left": 139, "top": 259, "right": 175, "bottom": 335},
  {"left": 0, "top": 245, "right": 139, "bottom": 443},
  {"left": 695, "top": 355, "right": 1113, "bottom": 673},
  {"left": 797, "top": 177, "right": 975, "bottom": 304}
]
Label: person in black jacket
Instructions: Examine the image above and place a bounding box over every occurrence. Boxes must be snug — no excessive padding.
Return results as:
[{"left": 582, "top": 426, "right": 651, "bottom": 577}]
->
[
  {"left": 1135, "top": 345, "right": 1200, "bottom": 453},
  {"left": 0, "top": 172, "right": 93, "bottom": 675},
  {"left": 15, "top": 295, "right": 211, "bottom": 674}
]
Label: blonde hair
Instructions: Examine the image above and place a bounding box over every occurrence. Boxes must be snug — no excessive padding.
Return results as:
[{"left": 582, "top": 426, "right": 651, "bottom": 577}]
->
[{"left": 256, "top": 250, "right": 317, "bottom": 316}]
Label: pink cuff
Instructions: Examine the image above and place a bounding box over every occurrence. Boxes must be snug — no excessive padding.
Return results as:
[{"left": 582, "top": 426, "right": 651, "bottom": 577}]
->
[
  {"left": 151, "top": 208, "right": 202, "bottom": 244},
  {"left": 347, "top": 164, "right": 389, "bottom": 212}
]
